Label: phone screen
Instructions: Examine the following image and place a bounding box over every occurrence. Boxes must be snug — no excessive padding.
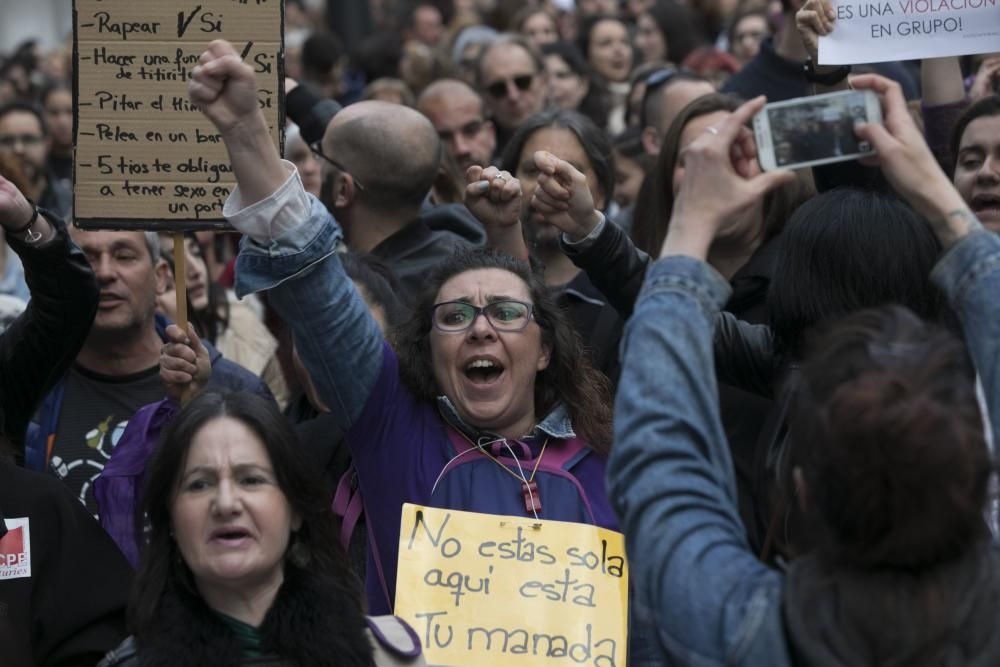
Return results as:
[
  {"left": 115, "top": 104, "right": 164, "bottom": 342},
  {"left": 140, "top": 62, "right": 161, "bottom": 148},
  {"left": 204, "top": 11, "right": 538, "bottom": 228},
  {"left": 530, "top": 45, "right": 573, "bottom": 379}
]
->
[{"left": 766, "top": 91, "right": 873, "bottom": 168}]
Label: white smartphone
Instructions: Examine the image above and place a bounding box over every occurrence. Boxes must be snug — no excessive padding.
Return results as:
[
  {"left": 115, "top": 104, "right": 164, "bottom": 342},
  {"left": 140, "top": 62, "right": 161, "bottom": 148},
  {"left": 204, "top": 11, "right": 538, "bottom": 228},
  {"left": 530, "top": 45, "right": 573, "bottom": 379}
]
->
[{"left": 753, "top": 89, "right": 882, "bottom": 172}]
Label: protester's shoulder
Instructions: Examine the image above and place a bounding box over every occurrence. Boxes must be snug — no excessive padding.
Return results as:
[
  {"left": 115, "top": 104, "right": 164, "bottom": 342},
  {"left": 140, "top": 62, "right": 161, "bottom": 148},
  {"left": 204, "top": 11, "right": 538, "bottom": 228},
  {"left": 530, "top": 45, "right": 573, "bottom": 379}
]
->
[
  {"left": 203, "top": 339, "right": 274, "bottom": 400},
  {"left": 420, "top": 203, "right": 487, "bottom": 247},
  {"left": 0, "top": 461, "right": 74, "bottom": 509}
]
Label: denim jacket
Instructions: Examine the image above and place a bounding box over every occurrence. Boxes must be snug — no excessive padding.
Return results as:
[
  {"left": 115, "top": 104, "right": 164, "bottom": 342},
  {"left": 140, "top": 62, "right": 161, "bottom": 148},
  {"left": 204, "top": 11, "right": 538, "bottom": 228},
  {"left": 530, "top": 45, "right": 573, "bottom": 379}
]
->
[
  {"left": 609, "top": 231, "right": 1000, "bottom": 666},
  {"left": 231, "top": 185, "right": 619, "bottom": 623}
]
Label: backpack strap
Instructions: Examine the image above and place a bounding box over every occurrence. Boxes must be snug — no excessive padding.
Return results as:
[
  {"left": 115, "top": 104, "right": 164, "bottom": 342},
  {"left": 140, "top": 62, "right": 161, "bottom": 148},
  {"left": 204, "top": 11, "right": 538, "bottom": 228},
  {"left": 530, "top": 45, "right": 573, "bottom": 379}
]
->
[
  {"left": 333, "top": 466, "right": 363, "bottom": 553},
  {"left": 444, "top": 426, "right": 588, "bottom": 472},
  {"left": 365, "top": 616, "right": 425, "bottom": 666},
  {"left": 332, "top": 465, "right": 393, "bottom": 611},
  {"left": 442, "top": 427, "right": 598, "bottom": 523}
]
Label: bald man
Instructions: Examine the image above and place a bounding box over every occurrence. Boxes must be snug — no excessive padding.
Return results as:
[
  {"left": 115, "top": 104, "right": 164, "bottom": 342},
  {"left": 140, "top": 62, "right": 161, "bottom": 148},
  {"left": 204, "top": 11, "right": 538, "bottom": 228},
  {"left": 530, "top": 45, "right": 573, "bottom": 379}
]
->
[{"left": 417, "top": 79, "right": 497, "bottom": 171}]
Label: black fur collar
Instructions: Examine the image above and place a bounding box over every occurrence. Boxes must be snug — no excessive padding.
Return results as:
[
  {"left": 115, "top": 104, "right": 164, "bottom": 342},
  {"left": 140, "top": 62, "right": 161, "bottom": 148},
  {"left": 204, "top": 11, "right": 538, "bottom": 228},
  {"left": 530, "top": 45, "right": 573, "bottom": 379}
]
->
[{"left": 138, "top": 566, "right": 374, "bottom": 667}]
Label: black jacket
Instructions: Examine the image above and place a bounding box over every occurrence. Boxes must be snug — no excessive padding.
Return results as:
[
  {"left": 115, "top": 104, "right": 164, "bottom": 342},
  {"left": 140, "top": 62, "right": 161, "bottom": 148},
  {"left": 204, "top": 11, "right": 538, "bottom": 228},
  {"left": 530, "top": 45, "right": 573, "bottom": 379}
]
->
[
  {"left": 98, "top": 567, "right": 375, "bottom": 667},
  {"left": 2, "top": 210, "right": 100, "bottom": 455},
  {"left": 562, "top": 220, "right": 782, "bottom": 549},
  {"left": 0, "top": 210, "right": 117, "bottom": 667},
  {"left": 0, "top": 462, "right": 130, "bottom": 667}
]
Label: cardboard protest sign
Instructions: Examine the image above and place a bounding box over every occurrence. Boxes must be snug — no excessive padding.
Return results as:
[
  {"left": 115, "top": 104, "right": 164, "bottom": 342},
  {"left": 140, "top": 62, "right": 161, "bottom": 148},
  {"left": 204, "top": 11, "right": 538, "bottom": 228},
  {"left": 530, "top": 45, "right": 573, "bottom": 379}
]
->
[
  {"left": 394, "top": 504, "right": 629, "bottom": 667},
  {"left": 819, "top": 0, "right": 1000, "bottom": 64},
  {"left": 73, "top": 0, "right": 283, "bottom": 230}
]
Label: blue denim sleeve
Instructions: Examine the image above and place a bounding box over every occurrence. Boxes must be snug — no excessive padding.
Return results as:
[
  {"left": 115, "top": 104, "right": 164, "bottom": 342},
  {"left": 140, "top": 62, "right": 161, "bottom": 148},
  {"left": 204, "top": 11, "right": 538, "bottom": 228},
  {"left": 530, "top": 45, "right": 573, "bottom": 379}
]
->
[
  {"left": 233, "top": 195, "right": 383, "bottom": 430},
  {"left": 932, "top": 231, "right": 1000, "bottom": 438},
  {"left": 610, "top": 255, "right": 789, "bottom": 667}
]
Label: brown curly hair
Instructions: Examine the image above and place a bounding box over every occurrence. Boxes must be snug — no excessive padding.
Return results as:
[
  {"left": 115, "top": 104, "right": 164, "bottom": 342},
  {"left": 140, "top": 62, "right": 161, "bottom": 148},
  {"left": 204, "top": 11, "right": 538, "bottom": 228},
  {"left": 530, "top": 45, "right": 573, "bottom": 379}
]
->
[{"left": 393, "top": 247, "right": 613, "bottom": 452}]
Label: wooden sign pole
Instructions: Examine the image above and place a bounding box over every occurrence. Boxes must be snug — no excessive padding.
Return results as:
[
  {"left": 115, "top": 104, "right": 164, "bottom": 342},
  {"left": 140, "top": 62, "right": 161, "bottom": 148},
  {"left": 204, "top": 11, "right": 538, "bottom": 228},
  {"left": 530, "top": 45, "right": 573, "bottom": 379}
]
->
[{"left": 173, "top": 233, "right": 192, "bottom": 406}]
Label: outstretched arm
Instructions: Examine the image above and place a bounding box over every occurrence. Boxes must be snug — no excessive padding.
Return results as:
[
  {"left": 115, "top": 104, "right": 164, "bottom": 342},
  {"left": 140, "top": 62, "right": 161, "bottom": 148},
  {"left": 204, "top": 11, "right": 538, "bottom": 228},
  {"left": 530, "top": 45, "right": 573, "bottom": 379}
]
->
[
  {"left": 0, "top": 175, "right": 96, "bottom": 450},
  {"left": 191, "top": 40, "right": 382, "bottom": 431}
]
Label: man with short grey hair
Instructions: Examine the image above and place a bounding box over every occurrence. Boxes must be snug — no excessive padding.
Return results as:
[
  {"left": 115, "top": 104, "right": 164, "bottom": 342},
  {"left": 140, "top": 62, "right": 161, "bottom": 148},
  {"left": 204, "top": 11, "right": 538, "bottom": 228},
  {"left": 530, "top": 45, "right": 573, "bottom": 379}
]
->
[{"left": 23, "top": 225, "right": 271, "bottom": 515}]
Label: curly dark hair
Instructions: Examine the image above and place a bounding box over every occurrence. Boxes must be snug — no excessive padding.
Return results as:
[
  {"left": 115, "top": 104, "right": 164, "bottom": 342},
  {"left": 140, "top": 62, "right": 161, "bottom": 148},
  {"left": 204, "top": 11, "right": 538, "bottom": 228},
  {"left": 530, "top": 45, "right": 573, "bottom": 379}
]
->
[
  {"left": 393, "top": 247, "right": 613, "bottom": 452},
  {"left": 789, "top": 306, "right": 990, "bottom": 570}
]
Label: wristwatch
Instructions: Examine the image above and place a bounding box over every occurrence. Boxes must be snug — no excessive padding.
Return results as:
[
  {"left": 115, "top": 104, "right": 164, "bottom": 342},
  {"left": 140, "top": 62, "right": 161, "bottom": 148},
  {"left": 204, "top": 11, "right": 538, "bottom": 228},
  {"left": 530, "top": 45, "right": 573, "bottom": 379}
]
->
[
  {"left": 804, "top": 57, "right": 851, "bottom": 86},
  {"left": 6, "top": 200, "right": 43, "bottom": 243}
]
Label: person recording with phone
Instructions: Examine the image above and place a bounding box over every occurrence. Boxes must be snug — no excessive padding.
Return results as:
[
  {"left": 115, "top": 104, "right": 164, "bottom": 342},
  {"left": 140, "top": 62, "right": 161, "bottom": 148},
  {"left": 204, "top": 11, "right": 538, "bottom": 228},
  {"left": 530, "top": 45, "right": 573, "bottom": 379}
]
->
[{"left": 609, "top": 74, "right": 1000, "bottom": 666}]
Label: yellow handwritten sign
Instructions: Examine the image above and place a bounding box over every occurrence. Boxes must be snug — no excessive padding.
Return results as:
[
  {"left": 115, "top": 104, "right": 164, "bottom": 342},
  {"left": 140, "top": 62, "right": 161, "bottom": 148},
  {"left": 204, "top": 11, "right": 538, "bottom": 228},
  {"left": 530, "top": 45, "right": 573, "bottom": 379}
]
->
[
  {"left": 73, "top": 0, "right": 283, "bottom": 230},
  {"left": 395, "top": 504, "right": 629, "bottom": 667}
]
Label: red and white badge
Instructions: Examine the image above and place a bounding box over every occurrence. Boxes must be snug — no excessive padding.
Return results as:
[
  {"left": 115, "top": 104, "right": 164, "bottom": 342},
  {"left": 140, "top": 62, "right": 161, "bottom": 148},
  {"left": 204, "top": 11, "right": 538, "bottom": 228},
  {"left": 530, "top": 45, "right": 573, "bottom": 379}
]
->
[{"left": 0, "top": 518, "right": 31, "bottom": 580}]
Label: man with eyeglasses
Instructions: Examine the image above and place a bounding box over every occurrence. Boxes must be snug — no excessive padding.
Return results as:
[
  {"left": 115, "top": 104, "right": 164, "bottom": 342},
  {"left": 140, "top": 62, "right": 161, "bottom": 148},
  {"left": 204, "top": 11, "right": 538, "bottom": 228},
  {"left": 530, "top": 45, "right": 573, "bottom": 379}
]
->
[
  {"left": 0, "top": 101, "right": 71, "bottom": 219},
  {"left": 417, "top": 79, "right": 497, "bottom": 172},
  {"left": 476, "top": 35, "right": 548, "bottom": 154}
]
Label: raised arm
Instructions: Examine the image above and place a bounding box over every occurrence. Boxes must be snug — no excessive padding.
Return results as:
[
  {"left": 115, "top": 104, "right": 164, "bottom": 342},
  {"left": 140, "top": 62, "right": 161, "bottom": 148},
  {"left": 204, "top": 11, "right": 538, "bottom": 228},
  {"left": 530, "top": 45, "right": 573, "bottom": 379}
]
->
[
  {"left": 463, "top": 165, "right": 529, "bottom": 261},
  {"left": 190, "top": 40, "right": 382, "bottom": 430},
  {"left": 610, "top": 97, "right": 796, "bottom": 663},
  {"left": 852, "top": 74, "right": 1000, "bottom": 433},
  {"left": 0, "top": 176, "right": 97, "bottom": 450}
]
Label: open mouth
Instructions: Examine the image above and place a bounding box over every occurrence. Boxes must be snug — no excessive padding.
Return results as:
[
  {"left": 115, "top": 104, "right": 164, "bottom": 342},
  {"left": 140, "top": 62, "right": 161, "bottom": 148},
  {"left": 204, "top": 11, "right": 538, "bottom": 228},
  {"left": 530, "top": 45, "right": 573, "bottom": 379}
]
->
[
  {"left": 972, "top": 194, "right": 1000, "bottom": 217},
  {"left": 464, "top": 358, "right": 504, "bottom": 385},
  {"left": 211, "top": 528, "right": 251, "bottom": 545}
]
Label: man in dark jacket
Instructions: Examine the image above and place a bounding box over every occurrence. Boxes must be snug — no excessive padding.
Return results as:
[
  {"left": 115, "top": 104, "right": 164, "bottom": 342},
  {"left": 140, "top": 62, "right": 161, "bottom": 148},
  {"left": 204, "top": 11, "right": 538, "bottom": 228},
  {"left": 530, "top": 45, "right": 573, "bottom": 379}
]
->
[
  {"left": 0, "top": 173, "right": 130, "bottom": 665},
  {"left": 23, "top": 226, "right": 271, "bottom": 515}
]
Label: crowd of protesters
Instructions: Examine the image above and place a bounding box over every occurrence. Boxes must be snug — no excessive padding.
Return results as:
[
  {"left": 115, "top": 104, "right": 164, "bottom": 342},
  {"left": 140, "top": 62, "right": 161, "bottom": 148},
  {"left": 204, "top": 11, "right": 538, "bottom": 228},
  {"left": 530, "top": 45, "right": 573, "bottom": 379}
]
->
[{"left": 0, "top": 0, "right": 999, "bottom": 665}]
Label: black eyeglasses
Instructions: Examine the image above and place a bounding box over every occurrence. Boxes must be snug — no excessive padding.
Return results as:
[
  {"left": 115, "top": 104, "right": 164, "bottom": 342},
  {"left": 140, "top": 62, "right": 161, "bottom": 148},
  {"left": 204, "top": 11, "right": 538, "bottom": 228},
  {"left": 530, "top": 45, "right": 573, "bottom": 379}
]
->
[
  {"left": 309, "top": 141, "right": 366, "bottom": 192},
  {"left": 485, "top": 74, "right": 535, "bottom": 100},
  {"left": 432, "top": 300, "right": 536, "bottom": 333},
  {"left": 639, "top": 67, "right": 678, "bottom": 130}
]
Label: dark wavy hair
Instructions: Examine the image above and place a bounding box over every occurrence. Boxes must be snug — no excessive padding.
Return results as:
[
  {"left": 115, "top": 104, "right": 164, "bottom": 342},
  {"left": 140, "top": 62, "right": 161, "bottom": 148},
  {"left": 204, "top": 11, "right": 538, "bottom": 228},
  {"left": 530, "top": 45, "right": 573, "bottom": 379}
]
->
[
  {"left": 129, "top": 392, "right": 358, "bottom": 636},
  {"left": 541, "top": 41, "right": 612, "bottom": 130},
  {"left": 393, "top": 248, "right": 613, "bottom": 451},
  {"left": 632, "top": 92, "right": 805, "bottom": 256},
  {"left": 789, "top": 306, "right": 990, "bottom": 569},
  {"left": 499, "top": 109, "right": 615, "bottom": 211}
]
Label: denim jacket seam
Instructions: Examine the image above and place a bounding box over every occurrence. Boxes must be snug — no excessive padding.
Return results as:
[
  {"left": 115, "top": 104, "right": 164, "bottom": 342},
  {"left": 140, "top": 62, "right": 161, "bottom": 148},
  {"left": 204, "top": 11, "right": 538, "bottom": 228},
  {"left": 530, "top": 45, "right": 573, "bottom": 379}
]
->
[
  {"left": 941, "top": 252, "right": 1000, "bottom": 307},
  {"left": 640, "top": 274, "right": 729, "bottom": 321}
]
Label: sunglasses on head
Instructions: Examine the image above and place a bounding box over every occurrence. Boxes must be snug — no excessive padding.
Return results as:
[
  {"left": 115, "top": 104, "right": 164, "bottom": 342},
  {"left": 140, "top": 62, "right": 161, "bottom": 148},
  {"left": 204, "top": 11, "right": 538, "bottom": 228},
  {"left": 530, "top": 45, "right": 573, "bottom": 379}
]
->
[
  {"left": 639, "top": 67, "right": 680, "bottom": 129},
  {"left": 486, "top": 74, "right": 534, "bottom": 100}
]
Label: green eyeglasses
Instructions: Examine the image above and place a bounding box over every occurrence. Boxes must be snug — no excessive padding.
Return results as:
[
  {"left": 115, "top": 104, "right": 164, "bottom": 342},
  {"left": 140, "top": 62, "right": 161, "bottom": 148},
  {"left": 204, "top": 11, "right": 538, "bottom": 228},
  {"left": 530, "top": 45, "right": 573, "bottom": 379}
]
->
[{"left": 432, "top": 300, "right": 536, "bottom": 333}]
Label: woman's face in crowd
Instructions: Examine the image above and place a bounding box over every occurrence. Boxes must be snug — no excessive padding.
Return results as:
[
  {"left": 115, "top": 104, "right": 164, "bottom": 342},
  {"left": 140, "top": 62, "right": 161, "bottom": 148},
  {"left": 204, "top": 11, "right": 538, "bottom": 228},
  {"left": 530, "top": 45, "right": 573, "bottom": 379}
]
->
[
  {"left": 429, "top": 269, "right": 551, "bottom": 436},
  {"left": 613, "top": 150, "right": 646, "bottom": 209},
  {"left": 635, "top": 13, "right": 667, "bottom": 64},
  {"left": 516, "top": 127, "right": 606, "bottom": 247},
  {"left": 730, "top": 14, "right": 770, "bottom": 64},
  {"left": 43, "top": 89, "right": 73, "bottom": 150},
  {"left": 672, "top": 110, "right": 736, "bottom": 195},
  {"left": 588, "top": 19, "right": 633, "bottom": 82},
  {"left": 286, "top": 135, "right": 322, "bottom": 197},
  {"left": 182, "top": 237, "right": 211, "bottom": 312},
  {"left": 522, "top": 12, "right": 560, "bottom": 48},
  {"left": 545, "top": 55, "right": 589, "bottom": 111},
  {"left": 171, "top": 417, "right": 301, "bottom": 600},
  {"left": 954, "top": 114, "right": 1000, "bottom": 232}
]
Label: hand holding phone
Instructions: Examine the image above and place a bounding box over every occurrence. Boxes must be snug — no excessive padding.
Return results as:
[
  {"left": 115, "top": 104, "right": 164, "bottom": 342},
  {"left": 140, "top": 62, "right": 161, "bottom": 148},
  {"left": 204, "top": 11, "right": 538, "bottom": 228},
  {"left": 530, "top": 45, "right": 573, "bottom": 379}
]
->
[
  {"left": 850, "top": 75, "right": 971, "bottom": 241},
  {"left": 753, "top": 89, "right": 882, "bottom": 171},
  {"left": 663, "top": 96, "right": 796, "bottom": 260}
]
